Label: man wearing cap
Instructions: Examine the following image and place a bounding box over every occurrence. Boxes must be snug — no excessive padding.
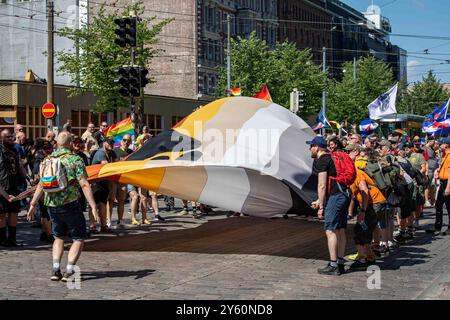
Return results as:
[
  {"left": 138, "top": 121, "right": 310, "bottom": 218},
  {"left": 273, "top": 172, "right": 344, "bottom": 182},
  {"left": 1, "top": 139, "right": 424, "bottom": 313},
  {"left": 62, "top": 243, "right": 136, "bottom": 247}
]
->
[
  {"left": 429, "top": 137, "right": 450, "bottom": 235},
  {"left": 424, "top": 138, "right": 438, "bottom": 207},
  {"left": 308, "top": 136, "right": 350, "bottom": 276}
]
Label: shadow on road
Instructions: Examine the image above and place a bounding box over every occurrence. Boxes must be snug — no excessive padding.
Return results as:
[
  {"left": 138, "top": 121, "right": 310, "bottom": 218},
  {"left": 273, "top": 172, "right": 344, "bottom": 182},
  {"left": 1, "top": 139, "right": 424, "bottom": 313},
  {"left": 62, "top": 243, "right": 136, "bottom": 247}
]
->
[
  {"left": 81, "top": 269, "right": 155, "bottom": 281},
  {"left": 83, "top": 216, "right": 357, "bottom": 260}
]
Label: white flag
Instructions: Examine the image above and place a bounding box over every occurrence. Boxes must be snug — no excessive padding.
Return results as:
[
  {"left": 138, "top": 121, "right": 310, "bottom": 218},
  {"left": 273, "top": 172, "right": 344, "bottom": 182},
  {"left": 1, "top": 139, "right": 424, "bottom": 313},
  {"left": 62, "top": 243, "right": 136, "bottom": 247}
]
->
[{"left": 368, "top": 83, "right": 398, "bottom": 120}]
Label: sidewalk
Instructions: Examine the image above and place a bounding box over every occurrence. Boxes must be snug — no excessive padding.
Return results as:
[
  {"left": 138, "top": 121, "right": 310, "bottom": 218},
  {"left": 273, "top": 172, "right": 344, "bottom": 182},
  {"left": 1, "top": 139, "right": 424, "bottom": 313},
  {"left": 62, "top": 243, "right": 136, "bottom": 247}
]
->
[{"left": 0, "top": 205, "right": 449, "bottom": 300}]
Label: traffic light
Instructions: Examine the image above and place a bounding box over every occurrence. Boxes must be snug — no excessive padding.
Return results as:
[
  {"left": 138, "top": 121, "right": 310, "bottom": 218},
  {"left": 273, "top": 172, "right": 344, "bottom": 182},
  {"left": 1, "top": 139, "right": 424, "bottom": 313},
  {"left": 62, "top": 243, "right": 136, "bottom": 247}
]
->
[
  {"left": 128, "top": 66, "right": 140, "bottom": 97},
  {"left": 114, "top": 66, "right": 130, "bottom": 97},
  {"left": 140, "top": 68, "right": 149, "bottom": 88},
  {"left": 298, "top": 92, "right": 305, "bottom": 109},
  {"left": 114, "top": 17, "right": 137, "bottom": 47}
]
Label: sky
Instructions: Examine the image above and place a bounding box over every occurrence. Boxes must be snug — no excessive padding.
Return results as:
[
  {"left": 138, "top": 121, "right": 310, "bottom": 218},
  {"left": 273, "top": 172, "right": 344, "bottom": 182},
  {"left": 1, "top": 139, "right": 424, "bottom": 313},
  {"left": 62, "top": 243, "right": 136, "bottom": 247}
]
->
[{"left": 341, "top": 0, "right": 450, "bottom": 84}]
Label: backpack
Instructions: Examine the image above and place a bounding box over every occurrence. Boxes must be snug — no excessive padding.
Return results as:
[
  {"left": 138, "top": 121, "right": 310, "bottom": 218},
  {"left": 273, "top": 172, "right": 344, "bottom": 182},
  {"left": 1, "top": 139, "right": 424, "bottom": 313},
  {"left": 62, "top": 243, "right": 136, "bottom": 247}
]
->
[
  {"left": 330, "top": 151, "right": 357, "bottom": 187},
  {"left": 365, "top": 160, "right": 389, "bottom": 191},
  {"left": 39, "top": 153, "right": 69, "bottom": 193}
]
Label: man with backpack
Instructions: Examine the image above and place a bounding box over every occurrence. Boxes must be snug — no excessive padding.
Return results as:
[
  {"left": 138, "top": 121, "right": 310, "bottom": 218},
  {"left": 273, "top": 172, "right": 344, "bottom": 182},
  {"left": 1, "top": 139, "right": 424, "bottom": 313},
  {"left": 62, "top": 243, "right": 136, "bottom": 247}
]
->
[
  {"left": 27, "top": 132, "right": 98, "bottom": 282},
  {"left": 346, "top": 143, "right": 387, "bottom": 268},
  {"left": 307, "top": 136, "right": 354, "bottom": 276}
]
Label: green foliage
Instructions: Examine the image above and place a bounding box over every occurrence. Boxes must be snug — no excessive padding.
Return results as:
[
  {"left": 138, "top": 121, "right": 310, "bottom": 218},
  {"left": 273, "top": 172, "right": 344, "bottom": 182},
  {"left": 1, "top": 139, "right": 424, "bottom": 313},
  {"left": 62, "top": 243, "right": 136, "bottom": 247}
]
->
[
  {"left": 327, "top": 56, "right": 395, "bottom": 124},
  {"left": 55, "top": 1, "right": 172, "bottom": 112},
  {"left": 404, "top": 71, "right": 450, "bottom": 116},
  {"left": 216, "top": 33, "right": 327, "bottom": 117}
]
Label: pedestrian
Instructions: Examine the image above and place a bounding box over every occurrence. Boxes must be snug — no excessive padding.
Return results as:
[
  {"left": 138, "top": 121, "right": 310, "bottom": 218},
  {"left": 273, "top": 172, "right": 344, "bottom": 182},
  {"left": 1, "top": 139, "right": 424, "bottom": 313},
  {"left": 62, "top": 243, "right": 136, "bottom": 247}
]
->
[
  {"left": 308, "top": 136, "right": 352, "bottom": 275},
  {"left": 27, "top": 132, "right": 99, "bottom": 282},
  {"left": 93, "top": 121, "right": 108, "bottom": 149},
  {"left": 30, "top": 139, "right": 54, "bottom": 243},
  {"left": 81, "top": 123, "right": 99, "bottom": 157},
  {"left": 0, "top": 129, "right": 25, "bottom": 247},
  {"left": 110, "top": 134, "right": 133, "bottom": 228},
  {"left": 428, "top": 137, "right": 450, "bottom": 235},
  {"left": 45, "top": 130, "right": 57, "bottom": 149},
  {"left": 90, "top": 137, "right": 117, "bottom": 233},
  {"left": 424, "top": 137, "right": 438, "bottom": 207}
]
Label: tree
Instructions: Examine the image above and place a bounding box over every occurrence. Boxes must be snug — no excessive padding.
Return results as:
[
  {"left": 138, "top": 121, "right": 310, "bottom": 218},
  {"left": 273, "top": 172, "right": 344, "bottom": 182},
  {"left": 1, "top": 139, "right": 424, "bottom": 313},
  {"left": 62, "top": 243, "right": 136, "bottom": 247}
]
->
[
  {"left": 55, "top": 2, "right": 172, "bottom": 113},
  {"left": 216, "top": 33, "right": 327, "bottom": 117},
  {"left": 327, "top": 56, "right": 395, "bottom": 124},
  {"left": 405, "top": 71, "right": 450, "bottom": 116}
]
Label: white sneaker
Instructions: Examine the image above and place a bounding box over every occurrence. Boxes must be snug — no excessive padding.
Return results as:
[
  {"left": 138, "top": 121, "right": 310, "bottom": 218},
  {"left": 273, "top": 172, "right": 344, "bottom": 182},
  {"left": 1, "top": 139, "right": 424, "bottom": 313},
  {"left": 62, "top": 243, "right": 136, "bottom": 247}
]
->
[
  {"left": 106, "top": 220, "right": 112, "bottom": 228},
  {"left": 424, "top": 201, "right": 432, "bottom": 208}
]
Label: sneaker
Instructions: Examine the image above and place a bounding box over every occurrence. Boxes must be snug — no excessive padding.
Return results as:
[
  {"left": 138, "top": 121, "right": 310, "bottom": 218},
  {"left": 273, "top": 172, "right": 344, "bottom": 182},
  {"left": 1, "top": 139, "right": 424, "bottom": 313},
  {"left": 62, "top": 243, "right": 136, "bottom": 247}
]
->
[
  {"left": 7, "top": 240, "right": 22, "bottom": 247},
  {"left": 51, "top": 269, "right": 63, "bottom": 281},
  {"left": 317, "top": 263, "right": 341, "bottom": 276},
  {"left": 100, "top": 226, "right": 113, "bottom": 233},
  {"left": 379, "top": 245, "right": 390, "bottom": 256},
  {"left": 394, "top": 232, "right": 406, "bottom": 243},
  {"left": 405, "top": 231, "right": 414, "bottom": 240},
  {"left": 61, "top": 271, "right": 76, "bottom": 282},
  {"left": 115, "top": 221, "right": 125, "bottom": 229},
  {"left": 154, "top": 214, "right": 165, "bottom": 222},
  {"left": 338, "top": 264, "right": 346, "bottom": 274},
  {"left": 350, "top": 260, "right": 368, "bottom": 270},
  {"left": 106, "top": 220, "right": 112, "bottom": 228},
  {"left": 387, "top": 241, "right": 398, "bottom": 251},
  {"left": 193, "top": 213, "right": 202, "bottom": 219},
  {"left": 424, "top": 201, "right": 433, "bottom": 208},
  {"left": 131, "top": 219, "right": 140, "bottom": 226},
  {"left": 346, "top": 253, "right": 360, "bottom": 261},
  {"left": 178, "top": 208, "right": 189, "bottom": 216},
  {"left": 142, "top": 219, "right": 152, "bottom": 225}
]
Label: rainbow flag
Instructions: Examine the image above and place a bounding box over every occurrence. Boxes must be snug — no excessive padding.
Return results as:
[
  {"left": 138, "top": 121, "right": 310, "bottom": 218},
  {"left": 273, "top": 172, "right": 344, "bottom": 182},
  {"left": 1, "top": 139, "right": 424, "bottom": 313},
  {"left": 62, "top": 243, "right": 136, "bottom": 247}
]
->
[
  {"left": 228, "top": 88, "right": 242, "bottom": 96},
  {"left": 394, "top": 129, "right": 408, "bottom": 136},
  {"left": 329, "top": 120, "right": 341, "bottom": 129},
  {"left": 102, "top": 117, "right": 135, "bottom": 147},
  {"left": 253, "top": 85, "right": 272, "bottom": 102}
]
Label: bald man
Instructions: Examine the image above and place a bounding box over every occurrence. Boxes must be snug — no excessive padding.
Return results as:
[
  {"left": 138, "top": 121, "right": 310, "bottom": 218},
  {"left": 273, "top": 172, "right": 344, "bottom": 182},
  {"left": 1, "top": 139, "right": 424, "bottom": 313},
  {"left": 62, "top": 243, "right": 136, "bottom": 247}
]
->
[
  {"left": 28, "top": 131, "right": 98, "bottom": 282},
  {"left": 0, "top": 129, "right": 23, "bottom": 247}
]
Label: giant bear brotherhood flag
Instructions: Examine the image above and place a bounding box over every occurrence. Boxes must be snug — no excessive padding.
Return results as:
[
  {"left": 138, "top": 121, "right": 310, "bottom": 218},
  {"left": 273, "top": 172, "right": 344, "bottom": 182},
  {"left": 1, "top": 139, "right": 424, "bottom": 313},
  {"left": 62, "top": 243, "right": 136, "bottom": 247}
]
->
[{"left": 88, "top": 97, "right": 318, "bottom": 217}]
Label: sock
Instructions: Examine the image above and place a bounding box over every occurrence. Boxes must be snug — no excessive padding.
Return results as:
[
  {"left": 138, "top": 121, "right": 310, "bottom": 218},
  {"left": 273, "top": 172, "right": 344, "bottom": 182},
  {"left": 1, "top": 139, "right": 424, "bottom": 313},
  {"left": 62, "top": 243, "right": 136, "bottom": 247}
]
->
[
  {"left": 7, "top": 226, "right": 16, "bottom": 242},
  {"left": 0, "top": 227, "right": 6, "bottom": 242},
  {"left": 330, "top": 260, "right": 338, "bottom": 268},
  {"left": 53, "top": 260, "right": 60, "bottom": 271},
  {"left": 66, "top": 262, "right": 75, "bottom": 274},
  {"left": 338, "top": 257, "right": 345, "bottom": 265}
]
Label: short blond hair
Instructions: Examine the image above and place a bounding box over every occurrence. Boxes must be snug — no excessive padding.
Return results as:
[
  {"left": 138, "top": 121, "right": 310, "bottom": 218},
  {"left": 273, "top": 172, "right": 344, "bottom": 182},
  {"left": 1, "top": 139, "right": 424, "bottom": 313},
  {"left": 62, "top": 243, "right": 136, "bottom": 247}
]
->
[{"left": 57, "top": 131, "right": 72, "bottom": 148}]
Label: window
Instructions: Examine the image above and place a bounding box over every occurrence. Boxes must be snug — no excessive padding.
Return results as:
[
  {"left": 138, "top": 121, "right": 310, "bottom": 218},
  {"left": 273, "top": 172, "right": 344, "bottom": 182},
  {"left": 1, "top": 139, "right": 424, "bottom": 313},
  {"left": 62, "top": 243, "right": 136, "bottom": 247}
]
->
[{"left": 172, "top": 116, "right": 184, "bottom": 127}]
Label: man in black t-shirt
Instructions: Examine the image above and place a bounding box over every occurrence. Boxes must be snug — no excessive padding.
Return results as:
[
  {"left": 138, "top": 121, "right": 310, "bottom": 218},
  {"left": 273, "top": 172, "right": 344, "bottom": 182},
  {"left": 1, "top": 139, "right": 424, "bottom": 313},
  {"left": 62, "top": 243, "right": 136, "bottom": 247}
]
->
[
  {"left": 307, "top": 136, "right": 350, "bottom": 276},
  {"left": 0, "top": 129, "right": 25, "bottom": 247}
]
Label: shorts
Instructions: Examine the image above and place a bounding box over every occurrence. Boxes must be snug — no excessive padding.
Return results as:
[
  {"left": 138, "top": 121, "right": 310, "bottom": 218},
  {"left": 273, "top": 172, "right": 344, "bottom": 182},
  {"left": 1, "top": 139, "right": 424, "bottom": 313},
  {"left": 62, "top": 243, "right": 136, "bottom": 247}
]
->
[
  {"left": 92, "top": 181, "right": 110, "bottom": 204},
  {"left": 324, "top": 192, "right": 350, "bottom": 231},
  {"left": 353, "top": 205, "right": 378, "bottom": 245},
  {"left": 399, "top": 184, "right": 414, "bottom": 219},
  {"left": 48, "top": 201, "right": 87, "bottom": 240},
  {"left": 110, "top": 182, "right": 127, "bottom": 202},
  {"left": 374, "top": 202, "right": 388, "bottom": 229},
  {"left": 127, "top": 185, "right": 137, "bottom": 193},
  {"left": 0, "top": 190, "right": 21, "bottom": 215},
  {"left": 38, "top": 201, "right": 50, "bottom": 221}
]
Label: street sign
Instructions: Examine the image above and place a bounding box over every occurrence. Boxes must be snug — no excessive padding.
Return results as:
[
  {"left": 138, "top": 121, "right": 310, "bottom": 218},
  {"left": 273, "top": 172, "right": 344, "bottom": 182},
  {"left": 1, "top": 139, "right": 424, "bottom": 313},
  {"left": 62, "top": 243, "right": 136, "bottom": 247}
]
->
[{"left": 42, "top": 102, "right": 56, "bottom": 119}]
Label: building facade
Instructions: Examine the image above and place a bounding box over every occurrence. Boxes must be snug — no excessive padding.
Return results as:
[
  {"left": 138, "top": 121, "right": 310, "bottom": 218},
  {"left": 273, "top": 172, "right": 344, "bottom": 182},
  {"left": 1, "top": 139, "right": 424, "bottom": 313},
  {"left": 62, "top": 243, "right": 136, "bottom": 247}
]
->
[{"left": 0, "top": 80, "right": 207, "bottom": 140}]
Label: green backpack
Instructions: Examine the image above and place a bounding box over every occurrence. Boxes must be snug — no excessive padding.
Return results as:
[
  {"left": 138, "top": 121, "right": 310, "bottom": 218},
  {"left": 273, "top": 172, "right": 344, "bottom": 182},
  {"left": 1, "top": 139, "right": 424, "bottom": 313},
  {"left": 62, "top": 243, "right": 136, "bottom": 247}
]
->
[{"left": 365, "top": 160, "right": 391, "bottom": 191}]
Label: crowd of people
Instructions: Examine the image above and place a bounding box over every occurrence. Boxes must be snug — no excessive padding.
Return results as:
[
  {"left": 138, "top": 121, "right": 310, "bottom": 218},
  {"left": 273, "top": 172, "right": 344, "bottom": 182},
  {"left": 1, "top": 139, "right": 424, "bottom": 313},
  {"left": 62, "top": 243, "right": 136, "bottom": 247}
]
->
[
  {"left": 1, "top": 120, "right": 449, "bottom": 281},
  {"left": 308, "top": 130, "right": 449, "bottom": 275}
]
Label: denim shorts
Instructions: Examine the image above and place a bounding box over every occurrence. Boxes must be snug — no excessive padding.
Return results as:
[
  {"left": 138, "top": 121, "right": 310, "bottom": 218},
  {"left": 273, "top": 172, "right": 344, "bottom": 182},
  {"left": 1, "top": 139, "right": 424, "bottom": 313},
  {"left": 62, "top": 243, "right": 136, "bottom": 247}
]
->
[
  {"left": 48, "top": 201, "right": 87, "bottom": 241},
  {"left": 324, "top": 192, "right": 350, "bottom": 231}
]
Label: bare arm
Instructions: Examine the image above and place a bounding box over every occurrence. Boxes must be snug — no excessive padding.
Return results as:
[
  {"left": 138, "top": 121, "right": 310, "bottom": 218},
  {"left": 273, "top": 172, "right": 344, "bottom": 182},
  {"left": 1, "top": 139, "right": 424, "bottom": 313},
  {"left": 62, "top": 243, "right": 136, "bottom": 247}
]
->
[
  {"left": 316, "top": 172, "right": 327, "bottom": 218},
  {"left": 27, "top": 183, "right": 44, "bottom": 221},
  {"left": 358, "top": 180, "right": 369, "bottom": 221}
]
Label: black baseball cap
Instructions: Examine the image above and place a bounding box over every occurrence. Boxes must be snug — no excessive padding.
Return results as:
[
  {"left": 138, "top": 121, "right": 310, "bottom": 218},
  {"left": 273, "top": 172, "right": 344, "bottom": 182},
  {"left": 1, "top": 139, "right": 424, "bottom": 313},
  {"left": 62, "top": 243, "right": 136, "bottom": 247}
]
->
[{"left": 306, "top": 136, "right": 327, "bottom": 149}]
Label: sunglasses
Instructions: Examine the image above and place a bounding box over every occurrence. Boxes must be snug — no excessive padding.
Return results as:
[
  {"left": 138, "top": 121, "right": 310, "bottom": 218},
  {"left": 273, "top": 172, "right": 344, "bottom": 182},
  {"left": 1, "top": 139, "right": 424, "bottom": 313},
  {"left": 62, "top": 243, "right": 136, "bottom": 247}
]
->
[{"left": 122, "top": 139, "right": 131, "bottom": 142}]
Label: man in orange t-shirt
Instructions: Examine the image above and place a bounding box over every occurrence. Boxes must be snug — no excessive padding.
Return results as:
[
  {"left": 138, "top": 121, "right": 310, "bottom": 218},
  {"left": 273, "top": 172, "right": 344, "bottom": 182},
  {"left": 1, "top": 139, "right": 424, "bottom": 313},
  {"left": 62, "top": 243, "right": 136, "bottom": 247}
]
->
[
  {"left": 346, "top": 144, "right": 388, "bottom": 269},
  {"left": 431, "top": 138, "right": 450, "bottom": 234}
]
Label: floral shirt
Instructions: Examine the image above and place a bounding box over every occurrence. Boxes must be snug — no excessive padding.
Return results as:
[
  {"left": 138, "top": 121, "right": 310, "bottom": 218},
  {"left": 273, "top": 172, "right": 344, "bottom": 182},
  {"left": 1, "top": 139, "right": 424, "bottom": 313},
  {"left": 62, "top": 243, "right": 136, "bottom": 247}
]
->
[{"left": 43, "top": 147, "right": 87, "bottom": 207}]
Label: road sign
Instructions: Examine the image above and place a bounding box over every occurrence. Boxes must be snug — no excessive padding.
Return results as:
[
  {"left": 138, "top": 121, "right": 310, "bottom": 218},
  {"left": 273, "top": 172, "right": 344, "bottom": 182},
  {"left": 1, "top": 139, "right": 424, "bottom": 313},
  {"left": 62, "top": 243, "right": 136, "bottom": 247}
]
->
[{"left": 42, "top": 102, "right": 56, "bottom": 119}]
